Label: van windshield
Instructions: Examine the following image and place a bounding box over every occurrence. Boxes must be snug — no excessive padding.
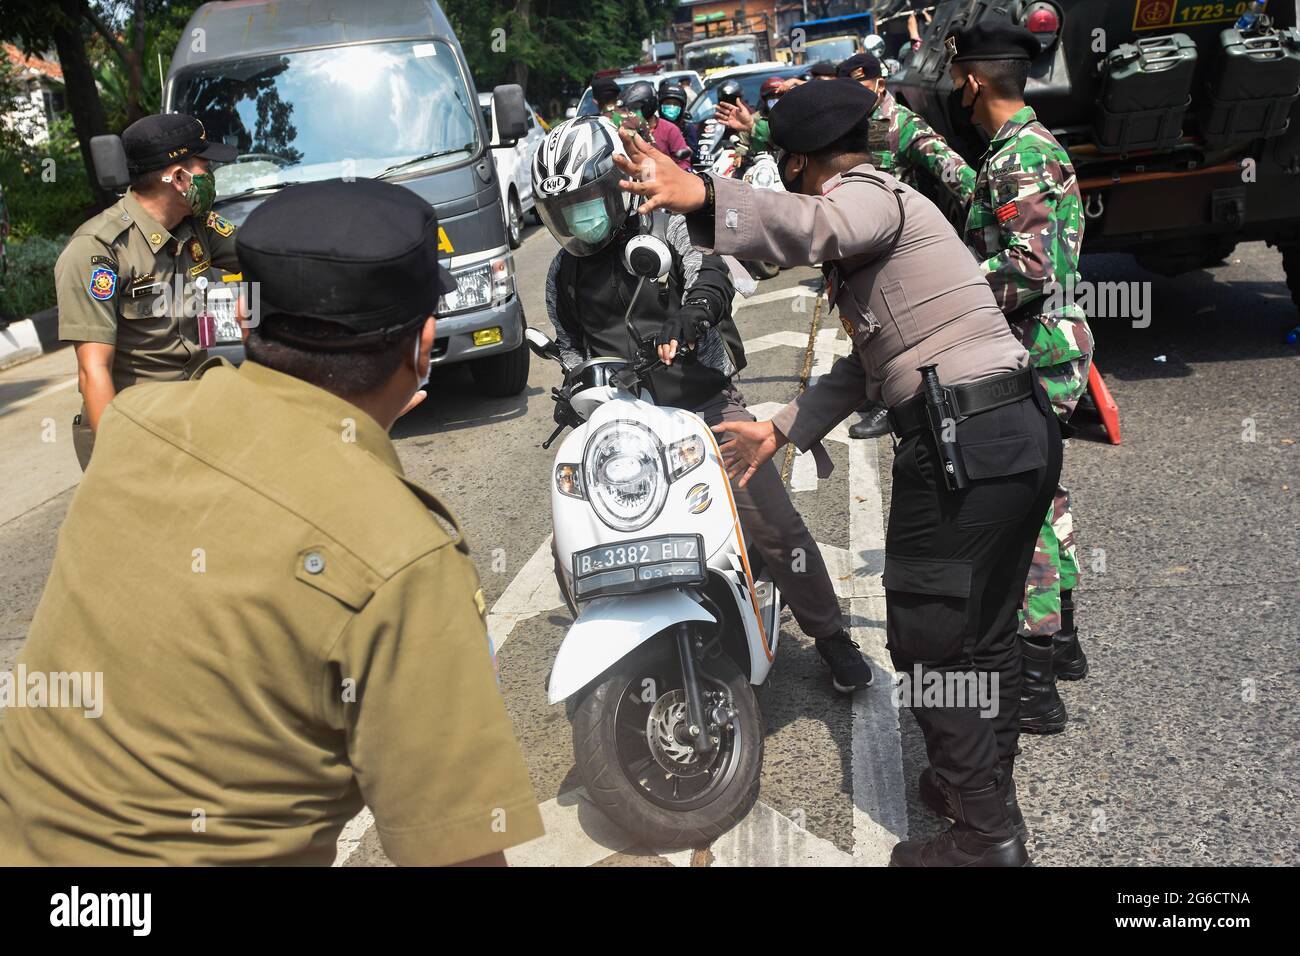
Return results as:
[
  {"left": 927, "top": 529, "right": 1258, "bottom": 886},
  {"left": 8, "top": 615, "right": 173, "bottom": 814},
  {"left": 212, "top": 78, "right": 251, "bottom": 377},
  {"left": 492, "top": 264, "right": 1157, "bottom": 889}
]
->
[
  {"left": 170, "top": 40, "right": 481, "bottom": 198},
  {"left": 684, "top": 41, "right": 758, "bottom": 72}
]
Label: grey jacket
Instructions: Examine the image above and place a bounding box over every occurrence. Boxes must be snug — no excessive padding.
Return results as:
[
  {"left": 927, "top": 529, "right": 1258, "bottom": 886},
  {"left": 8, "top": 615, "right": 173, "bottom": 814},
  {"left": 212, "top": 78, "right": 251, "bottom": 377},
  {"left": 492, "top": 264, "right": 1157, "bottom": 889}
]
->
[{"left": 688, "top": 165, "right": 1028, "bottom": 452}]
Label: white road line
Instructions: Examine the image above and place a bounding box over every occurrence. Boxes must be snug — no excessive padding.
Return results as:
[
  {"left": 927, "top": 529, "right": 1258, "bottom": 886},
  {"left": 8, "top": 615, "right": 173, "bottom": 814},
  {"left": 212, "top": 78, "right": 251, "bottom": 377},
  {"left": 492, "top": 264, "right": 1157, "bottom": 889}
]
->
[
  {"left": 733, "top": 286, "right": 818, "bottom": 311},
  {"left": 332, "top": 807, "right": 374, "bottom": 867},
  {"left": 743, "top": 330, "right": 817, "bottom": 354},
  {"left": 708, "top": 800, "right": 852, "bottom": 866},
  {"left": 6, "top": 376, "right": 78, "bottom": 413},
  {"left": 485, "top": 533, "right": 566, "bottom": 655}
]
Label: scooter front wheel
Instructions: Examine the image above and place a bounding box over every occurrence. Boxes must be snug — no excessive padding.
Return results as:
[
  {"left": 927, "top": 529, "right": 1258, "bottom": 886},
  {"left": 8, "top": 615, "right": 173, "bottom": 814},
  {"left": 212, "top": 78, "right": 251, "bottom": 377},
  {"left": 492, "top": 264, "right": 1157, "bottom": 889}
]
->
[{"left": 570, "top": 641, "right": 762, "bottom": 849}]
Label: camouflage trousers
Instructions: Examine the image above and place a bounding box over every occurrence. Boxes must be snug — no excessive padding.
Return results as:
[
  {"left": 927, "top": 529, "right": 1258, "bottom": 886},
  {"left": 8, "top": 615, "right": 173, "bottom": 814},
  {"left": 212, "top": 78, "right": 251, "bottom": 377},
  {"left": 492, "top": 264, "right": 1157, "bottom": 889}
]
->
[{"left": 1021, "top": 482, "right": 1080, "bottom": 637}]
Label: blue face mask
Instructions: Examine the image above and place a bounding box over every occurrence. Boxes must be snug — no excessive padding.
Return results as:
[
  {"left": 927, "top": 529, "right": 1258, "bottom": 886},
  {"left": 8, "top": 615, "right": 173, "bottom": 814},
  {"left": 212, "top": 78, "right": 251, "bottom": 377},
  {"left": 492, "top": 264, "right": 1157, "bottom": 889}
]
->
[
  {"left": 660, "top": 103, "right": 682, "bottom": 121},
  {"left": 564, "top": 197, "right": 611, "bottom": 246}
]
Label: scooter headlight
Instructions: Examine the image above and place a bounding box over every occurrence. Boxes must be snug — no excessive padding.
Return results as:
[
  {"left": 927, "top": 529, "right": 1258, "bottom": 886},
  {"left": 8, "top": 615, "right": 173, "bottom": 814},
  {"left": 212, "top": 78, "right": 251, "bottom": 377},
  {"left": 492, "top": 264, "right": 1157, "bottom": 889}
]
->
[{"left": 583, "top": 421, "right": 668, "bottom": 532}]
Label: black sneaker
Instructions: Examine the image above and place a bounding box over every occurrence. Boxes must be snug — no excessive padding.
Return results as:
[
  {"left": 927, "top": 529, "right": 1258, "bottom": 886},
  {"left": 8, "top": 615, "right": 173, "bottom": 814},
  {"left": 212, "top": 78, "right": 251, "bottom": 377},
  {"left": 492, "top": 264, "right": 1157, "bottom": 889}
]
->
[
  {"left": 816, "top": 632, "right": 873, "bottom": 692},
  {"left": 848, "top": 402, "right": 892, "bottom": 439}
]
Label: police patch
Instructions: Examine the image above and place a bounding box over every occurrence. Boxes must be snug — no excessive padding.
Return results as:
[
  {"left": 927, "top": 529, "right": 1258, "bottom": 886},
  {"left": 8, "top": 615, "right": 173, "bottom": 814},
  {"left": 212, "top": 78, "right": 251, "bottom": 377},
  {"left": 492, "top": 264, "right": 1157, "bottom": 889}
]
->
[
  {"left": 88, "top": 267, "right": 117, "bottom": 301},
  {"left": 206, "top": 212, "right": 235, "bottom": 237}
]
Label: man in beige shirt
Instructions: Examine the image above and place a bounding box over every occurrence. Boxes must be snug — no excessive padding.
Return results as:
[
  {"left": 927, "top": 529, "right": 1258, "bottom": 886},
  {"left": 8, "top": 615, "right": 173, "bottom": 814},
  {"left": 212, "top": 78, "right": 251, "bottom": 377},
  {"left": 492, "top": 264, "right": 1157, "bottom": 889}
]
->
[
  {"left": 0, "top": 178, "right": 543, "bottom": 866},
  {"left": 54, "top": 113, "right": 241, "bottom": 467}
]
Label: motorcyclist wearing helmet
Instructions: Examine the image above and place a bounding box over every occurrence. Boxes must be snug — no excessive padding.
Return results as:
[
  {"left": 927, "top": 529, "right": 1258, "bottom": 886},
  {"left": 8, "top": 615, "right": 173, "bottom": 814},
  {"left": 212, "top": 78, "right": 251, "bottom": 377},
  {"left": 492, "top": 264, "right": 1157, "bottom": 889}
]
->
[
  {"left": 622, "top": 80, "right": 691, "bottom": 171},
  {"left": 715, "top": 75, "right": 784, "bottom": 157},
  {"left": 592, "top": 76, "right": 647, "bottom": 136},
  {"left": 657, "top": 79, "right": 698, "bottom": 155},
  {"left": 532, "top": 116, "right": 868, "bottom": 693}
]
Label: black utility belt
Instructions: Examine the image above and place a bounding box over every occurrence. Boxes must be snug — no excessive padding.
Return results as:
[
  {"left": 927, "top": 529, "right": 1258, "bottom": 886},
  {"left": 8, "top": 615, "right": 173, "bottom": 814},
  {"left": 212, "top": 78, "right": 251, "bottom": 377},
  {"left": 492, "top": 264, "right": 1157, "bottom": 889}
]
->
[{"left": 889, "top": 367, "right": 1034, "bottom": 440}]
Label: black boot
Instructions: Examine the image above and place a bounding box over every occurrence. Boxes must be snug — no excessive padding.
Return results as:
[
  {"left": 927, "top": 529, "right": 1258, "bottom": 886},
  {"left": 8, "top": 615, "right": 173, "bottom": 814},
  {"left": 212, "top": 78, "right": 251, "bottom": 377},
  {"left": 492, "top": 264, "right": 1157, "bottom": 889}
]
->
[
  {"left": 1019, "top": 637, "right": 1067, "bottom": 734},
  {"left": 890, "top": 778, "right": 1029, "bottom": 867},
  {"left": 848, "top": 402, "right": 891, "bottom": 439},
  {"left": 1053, "top": 589, "right": 1089, "bottom": 680},
  {"left": 919, "top": 763, "right": 1029, "bottom": 844}
]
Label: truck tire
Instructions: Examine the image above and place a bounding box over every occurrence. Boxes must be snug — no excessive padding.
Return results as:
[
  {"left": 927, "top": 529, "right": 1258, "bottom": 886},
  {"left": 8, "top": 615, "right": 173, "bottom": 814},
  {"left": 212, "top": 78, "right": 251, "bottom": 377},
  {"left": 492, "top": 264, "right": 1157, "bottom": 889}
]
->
[{"left": 470, "top": 338, "right": 530, "bottom": 397}]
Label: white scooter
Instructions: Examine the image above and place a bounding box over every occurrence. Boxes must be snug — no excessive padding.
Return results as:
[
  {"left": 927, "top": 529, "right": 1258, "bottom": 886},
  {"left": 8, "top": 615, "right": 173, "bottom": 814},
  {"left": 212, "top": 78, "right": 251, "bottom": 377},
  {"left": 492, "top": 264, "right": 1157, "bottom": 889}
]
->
[{"left": 525, "top": 274, "right": 780, "bottom": 847}]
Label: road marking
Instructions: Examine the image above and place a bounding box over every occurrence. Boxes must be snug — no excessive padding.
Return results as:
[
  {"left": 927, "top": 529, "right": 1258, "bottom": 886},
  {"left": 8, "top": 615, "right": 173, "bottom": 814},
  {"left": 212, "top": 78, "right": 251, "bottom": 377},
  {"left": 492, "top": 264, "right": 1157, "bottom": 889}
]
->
[
  {"left": 733, "top": 286, "right": 818, "bottom": 312},
  {"left": 332, "top": 807, "right": 374, "bottom": 866},
  {"left": 6, "top": 376, "right": 77, "bottom": 413},
  {"left": 485, "top": 533, "right": 566, "bottom": 655}
]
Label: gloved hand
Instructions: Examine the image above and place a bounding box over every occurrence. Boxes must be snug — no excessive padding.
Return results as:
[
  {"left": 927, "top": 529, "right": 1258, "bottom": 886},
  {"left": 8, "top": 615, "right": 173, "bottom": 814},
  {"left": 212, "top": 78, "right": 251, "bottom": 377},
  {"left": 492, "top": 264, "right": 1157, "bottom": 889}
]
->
[{"left": 658, "top": 306, "right": 711, "bottom": 366}]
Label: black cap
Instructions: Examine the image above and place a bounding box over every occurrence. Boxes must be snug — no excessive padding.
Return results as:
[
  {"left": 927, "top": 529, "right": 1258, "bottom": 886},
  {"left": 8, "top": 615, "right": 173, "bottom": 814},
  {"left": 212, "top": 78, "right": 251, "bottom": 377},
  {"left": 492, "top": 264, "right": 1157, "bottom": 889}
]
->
[
  {"left": 809, "top": 60, "right": 838, "bottom": 78},
  {"left": 946, "top": 22, "right": 1040, "bottom": 63},
  {"left": 122, "top": 113, "right": 238, "bottom": 174},
  {"left": 237, "top": 179, "right": 456, "bottom": 349},
  {"left": 768, "top": 79, "right": 878, "bottom": 154},
  {"left": 592, "top": 77, "right": 620, "bottom": 101},
  {"left": 836, "top": 53, "right": 883, "bottom": 81}
]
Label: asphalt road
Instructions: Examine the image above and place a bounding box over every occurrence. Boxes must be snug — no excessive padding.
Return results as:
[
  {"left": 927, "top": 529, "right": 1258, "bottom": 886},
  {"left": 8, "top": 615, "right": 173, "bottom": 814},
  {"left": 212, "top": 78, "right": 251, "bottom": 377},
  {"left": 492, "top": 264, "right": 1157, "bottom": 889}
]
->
[{"left": 0, "top": 223, "right": 1295, "bottom": 867}]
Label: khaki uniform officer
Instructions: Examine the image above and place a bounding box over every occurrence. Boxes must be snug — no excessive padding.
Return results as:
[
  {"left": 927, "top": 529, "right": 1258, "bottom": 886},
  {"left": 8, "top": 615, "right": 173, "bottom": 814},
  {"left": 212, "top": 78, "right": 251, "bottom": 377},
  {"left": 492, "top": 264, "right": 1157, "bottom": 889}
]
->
[
  {"left": 0, "top": 178, "right": 544, "bottom": 866},
  {"left": 54, "top": 112, "right": 240, "bottom": 468}
]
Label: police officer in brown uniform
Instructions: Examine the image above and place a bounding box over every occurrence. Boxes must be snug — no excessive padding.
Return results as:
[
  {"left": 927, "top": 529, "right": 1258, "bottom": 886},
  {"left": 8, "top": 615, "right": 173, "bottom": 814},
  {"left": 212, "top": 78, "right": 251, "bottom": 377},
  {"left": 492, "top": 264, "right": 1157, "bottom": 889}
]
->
[
  {"left": 54, "top": 113, "right": 241, "bottom": 468},
  {"left": 0, "top": 179, "right": 543, "bottom": 866},
  {"left": 616, "top": 80, "right": 1061, "bottom": 866}
]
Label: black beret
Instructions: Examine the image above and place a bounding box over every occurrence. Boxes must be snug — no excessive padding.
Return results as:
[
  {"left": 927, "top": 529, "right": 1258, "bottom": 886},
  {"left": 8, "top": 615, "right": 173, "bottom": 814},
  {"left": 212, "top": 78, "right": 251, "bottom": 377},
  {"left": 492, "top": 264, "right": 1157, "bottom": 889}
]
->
[
  {"left": 768, "top": 79, "right": 878, "bottom": 154},
  {"left": 836, "top": 53, "right": 883, "bottom": 81},
  {"left": 808, "top": 60, "right": 838, "bottom": 77},
  {"left": 122, "top": 113, "right": 237, "bottom": 174},
  {"left": 592, "top": 77, "right": 620, "bottom": 100},
  {"left": 237, "top": 179, "right": 455, "bottom": 347},
  {"left": 946, "top": 21, "right": 1040, "bottom": 63}
]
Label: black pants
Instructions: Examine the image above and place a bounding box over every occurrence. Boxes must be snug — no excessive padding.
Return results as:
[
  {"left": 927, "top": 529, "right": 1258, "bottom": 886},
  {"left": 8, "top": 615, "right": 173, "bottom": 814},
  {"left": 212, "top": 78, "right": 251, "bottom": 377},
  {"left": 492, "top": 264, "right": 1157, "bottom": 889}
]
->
[
  {"left": 697, "top": 387, "right": 844, "bottom": 640},
  {"left": 883, "top": 389, "right": 1062, "bottom": 790}
]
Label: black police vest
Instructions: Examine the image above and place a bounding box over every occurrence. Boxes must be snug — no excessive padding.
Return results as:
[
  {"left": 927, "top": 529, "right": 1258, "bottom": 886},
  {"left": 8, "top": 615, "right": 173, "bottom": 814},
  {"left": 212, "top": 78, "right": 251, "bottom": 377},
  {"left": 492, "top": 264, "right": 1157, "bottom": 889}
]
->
[{"left": 558, "top": 238, "right": 746, "bottom": 410}]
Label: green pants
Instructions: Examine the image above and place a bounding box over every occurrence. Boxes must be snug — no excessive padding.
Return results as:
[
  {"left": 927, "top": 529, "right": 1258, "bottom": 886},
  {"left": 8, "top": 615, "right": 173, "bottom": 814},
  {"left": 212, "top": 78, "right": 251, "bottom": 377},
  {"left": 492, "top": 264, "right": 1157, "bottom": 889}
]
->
[{"left": 1020, "top": 483, "right": 1079, "bottom": 637}]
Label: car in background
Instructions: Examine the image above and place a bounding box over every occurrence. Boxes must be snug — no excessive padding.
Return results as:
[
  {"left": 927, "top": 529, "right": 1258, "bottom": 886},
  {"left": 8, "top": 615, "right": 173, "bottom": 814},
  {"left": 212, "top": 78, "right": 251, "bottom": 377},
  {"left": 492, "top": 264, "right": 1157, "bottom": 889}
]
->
[
  {"left": 574, "top": 68, "right": 703, "bottom": 117},
  {"left": 686, "top": 62, "right": 806, "bottom": 170},
  {"left": 480, "top": 92, "right": 545, "bottom": 248}
]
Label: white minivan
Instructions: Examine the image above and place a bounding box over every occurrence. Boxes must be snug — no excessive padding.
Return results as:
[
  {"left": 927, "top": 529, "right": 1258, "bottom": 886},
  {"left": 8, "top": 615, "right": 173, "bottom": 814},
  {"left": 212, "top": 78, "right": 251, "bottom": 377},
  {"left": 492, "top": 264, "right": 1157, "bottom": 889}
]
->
[{"left": 480, "top": 93, "right": 545, "bottom": 248}]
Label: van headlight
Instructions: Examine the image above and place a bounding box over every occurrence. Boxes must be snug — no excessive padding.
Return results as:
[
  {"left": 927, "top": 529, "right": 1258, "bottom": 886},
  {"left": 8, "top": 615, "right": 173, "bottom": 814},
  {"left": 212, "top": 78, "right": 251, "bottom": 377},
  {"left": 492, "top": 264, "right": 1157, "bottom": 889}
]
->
[
  {"left": 437, "top": 253, "right": 515, "bottom": 314},
  {"left": 583, "top": 421, "right": 668, "bottom": 532}
]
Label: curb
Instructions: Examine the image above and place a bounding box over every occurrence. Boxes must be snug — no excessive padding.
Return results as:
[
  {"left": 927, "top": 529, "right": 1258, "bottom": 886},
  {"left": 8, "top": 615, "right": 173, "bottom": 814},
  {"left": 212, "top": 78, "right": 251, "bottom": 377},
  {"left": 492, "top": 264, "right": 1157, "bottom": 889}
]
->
[{"left": 0, "top": 307, "right": 63, "bottom": 371}]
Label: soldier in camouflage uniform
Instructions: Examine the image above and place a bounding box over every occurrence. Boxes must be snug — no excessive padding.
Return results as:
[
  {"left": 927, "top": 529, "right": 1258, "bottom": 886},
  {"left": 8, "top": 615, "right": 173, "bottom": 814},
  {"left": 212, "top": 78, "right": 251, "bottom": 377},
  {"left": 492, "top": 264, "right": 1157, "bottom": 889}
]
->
[{"left": 914, "top": 23, "right": 1094, "bottom": 735}]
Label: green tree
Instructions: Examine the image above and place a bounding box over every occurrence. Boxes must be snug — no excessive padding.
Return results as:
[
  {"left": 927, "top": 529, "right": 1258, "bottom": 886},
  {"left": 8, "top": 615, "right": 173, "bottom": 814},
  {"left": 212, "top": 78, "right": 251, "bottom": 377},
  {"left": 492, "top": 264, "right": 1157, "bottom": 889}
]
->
[{"left": 445, "top": 0, "right": 675, "bottom": 116}]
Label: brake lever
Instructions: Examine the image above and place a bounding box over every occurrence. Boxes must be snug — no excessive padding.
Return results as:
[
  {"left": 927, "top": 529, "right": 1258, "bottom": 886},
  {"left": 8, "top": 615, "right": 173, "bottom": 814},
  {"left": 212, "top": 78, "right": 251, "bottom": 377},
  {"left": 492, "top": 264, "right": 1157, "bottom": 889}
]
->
[{"left": 542, "top": 422, "right": 566, "bottom": 450}]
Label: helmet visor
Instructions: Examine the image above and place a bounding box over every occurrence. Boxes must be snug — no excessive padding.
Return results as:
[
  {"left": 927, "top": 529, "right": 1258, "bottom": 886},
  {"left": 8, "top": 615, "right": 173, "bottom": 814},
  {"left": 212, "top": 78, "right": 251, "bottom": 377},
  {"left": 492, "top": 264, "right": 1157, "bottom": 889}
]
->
[{"left": 534, "top": 163, "right": 630, "bottom": 257}]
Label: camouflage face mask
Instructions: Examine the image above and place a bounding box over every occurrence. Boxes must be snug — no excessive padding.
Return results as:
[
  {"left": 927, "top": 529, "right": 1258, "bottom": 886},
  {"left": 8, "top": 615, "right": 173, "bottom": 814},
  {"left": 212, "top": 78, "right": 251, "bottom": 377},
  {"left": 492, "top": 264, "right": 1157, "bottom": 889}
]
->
[{"left": 183, "top": 170, "right": 217, "bottom": 219}]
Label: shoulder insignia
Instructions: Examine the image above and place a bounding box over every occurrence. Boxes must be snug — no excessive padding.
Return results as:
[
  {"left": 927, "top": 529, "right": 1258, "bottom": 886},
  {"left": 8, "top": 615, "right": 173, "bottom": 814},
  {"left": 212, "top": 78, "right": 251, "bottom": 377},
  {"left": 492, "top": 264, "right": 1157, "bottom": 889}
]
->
[
  {"left": 88, "top": 266, "right": 117, "bottom": 301},
  {"left": 995, "top": 200, "right": 1020, "bottom": 224},
  {"left": 90, "top": 254, "right": 117, "bottom": 270},
  {"left": 206, "top": 212, "right": 235, "bottom": 237}
]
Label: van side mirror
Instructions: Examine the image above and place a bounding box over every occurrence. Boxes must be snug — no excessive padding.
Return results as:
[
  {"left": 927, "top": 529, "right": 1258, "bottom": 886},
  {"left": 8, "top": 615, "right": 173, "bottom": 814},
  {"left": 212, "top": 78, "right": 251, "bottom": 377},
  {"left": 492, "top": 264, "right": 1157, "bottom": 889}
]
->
[
  {"left": 492, "top": 84, "right": 528, "bottom": 146},
  {"left": 525, "top": 327, "right": 562, "bottom": 361},
  {"left": 90, "top": 134, "right": 130, "bottom": 193}
]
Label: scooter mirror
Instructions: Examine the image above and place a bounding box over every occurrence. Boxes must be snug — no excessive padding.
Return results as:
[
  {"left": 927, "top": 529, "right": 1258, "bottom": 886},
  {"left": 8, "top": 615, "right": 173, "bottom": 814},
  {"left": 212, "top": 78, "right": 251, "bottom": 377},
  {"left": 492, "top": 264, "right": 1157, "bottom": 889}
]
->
[{"left": 525, "top": 327, "right": 562, "bottom": 360}]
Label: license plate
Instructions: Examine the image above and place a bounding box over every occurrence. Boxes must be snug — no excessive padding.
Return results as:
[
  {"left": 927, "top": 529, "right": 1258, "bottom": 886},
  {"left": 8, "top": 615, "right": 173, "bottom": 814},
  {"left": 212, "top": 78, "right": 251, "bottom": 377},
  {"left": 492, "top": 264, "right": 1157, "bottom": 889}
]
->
[
  {"left": 573, "top": 534, "right": 705, "bottom": 599},
  {"left": 575, "top": 536, "right": 699, "bottom": 575}
]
